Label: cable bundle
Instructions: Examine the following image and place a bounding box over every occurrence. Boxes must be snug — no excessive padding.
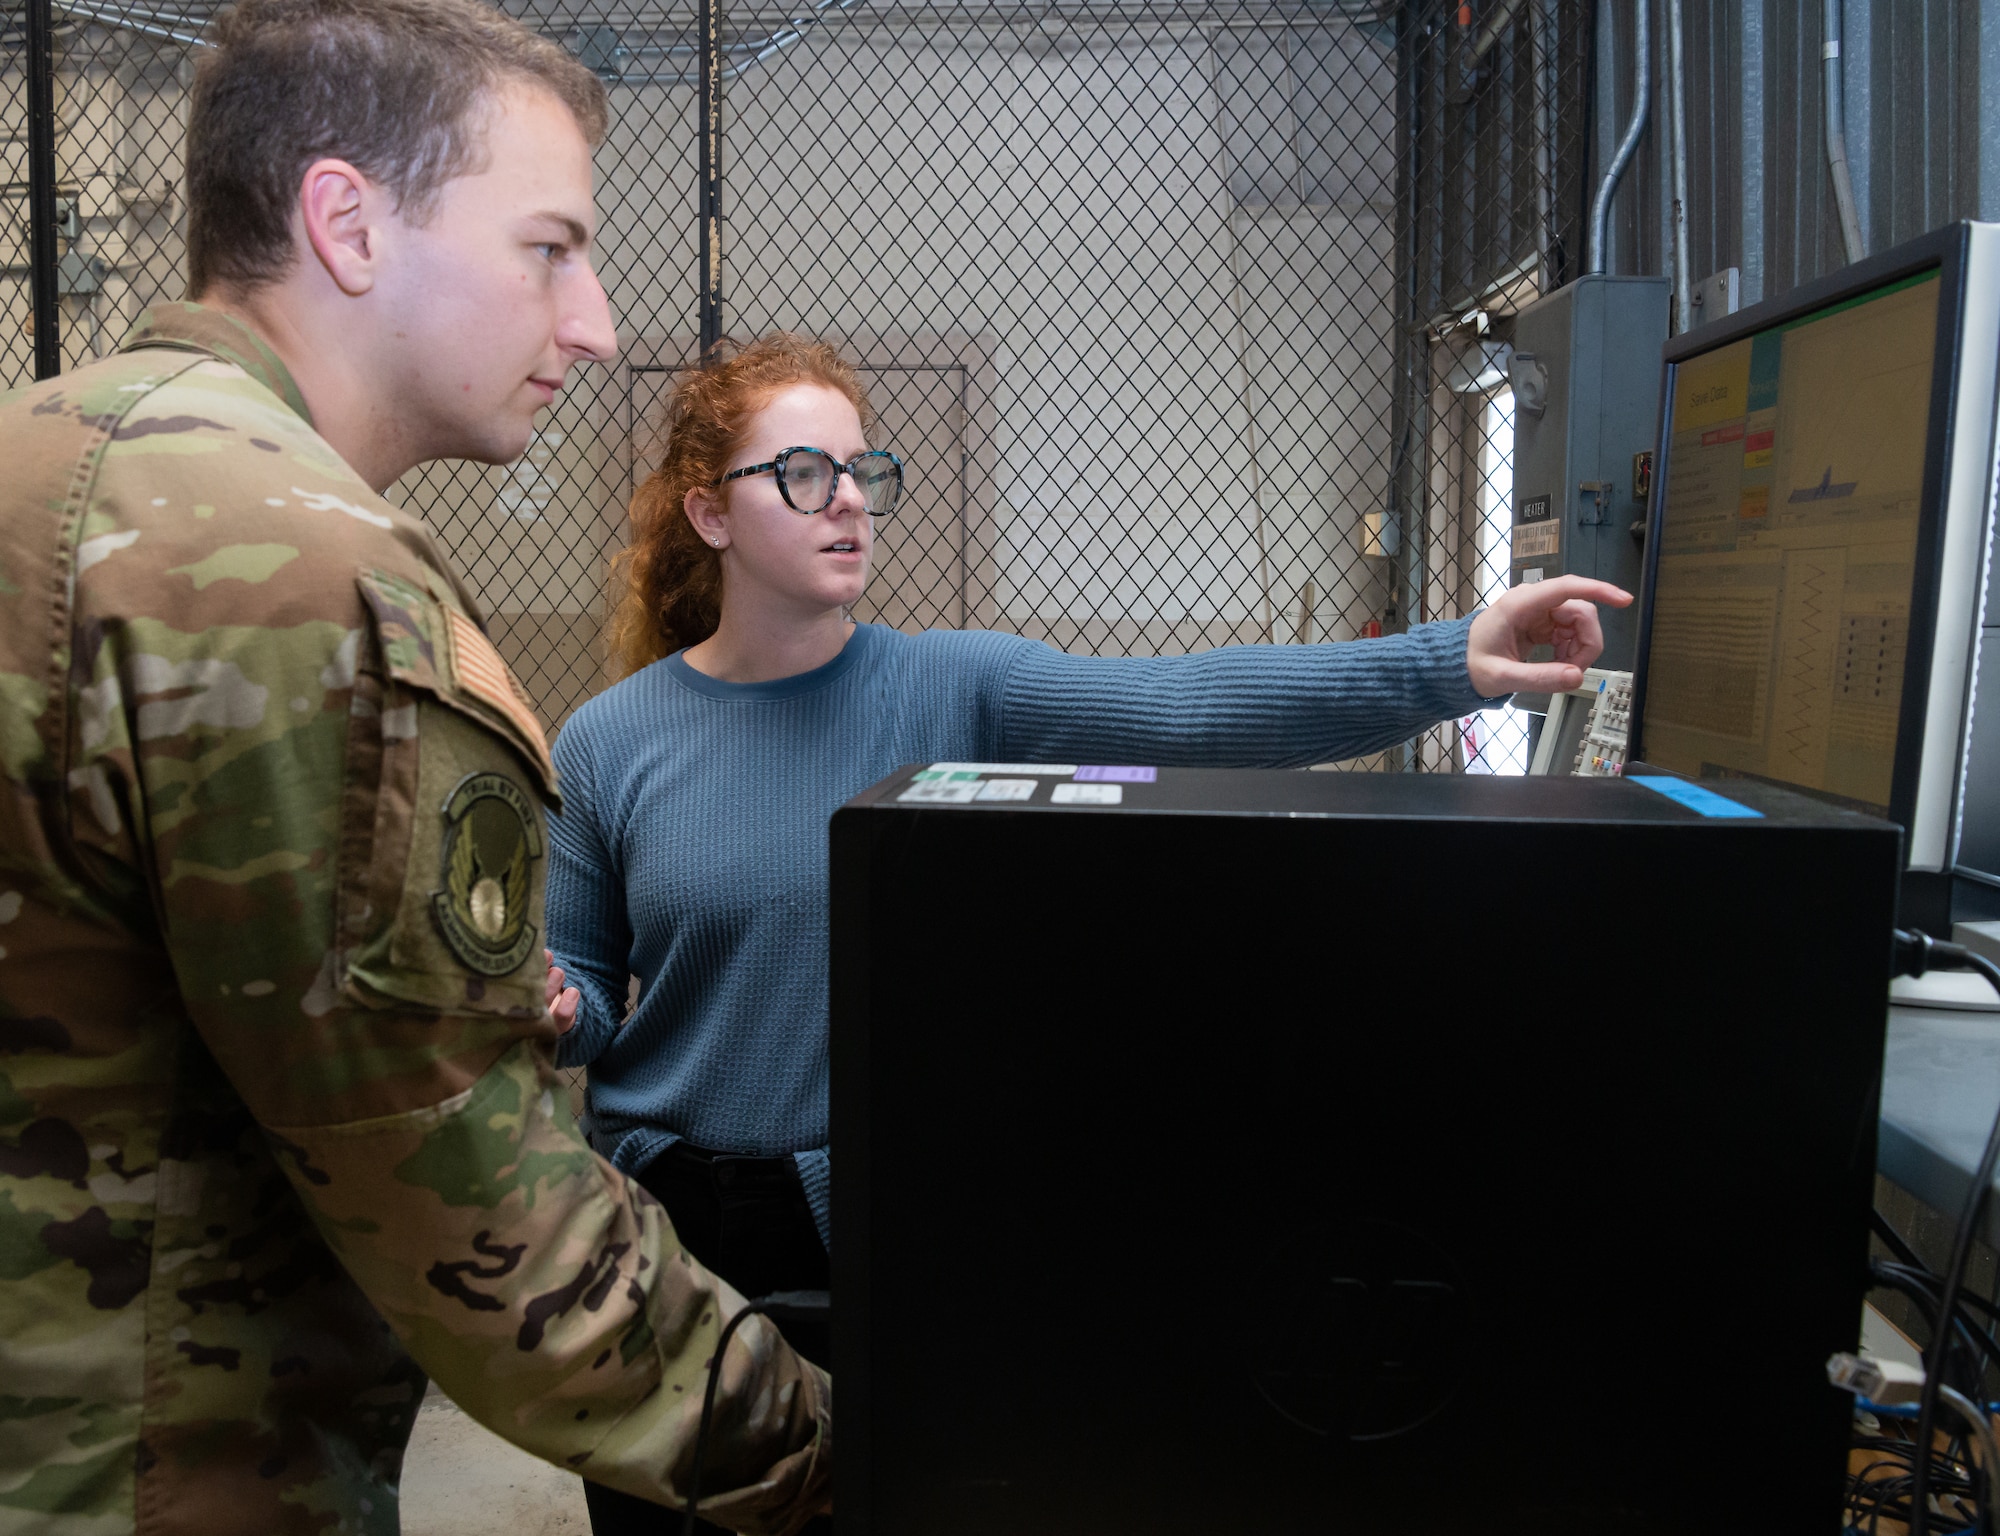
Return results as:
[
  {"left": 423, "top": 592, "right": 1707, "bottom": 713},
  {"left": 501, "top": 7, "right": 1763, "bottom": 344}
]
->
[
  {"left": 1841, "top": 931, "right": 2000, "bottom": 1535},
  {"left": 1843, "top": 1419, "right": 1979, "bottom": 1536}
]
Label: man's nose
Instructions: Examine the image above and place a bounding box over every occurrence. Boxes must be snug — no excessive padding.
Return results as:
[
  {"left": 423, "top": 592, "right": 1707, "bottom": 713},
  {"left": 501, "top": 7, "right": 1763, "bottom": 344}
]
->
[{"left": 559, "top": 261, "right": 619, "bottom": 365}]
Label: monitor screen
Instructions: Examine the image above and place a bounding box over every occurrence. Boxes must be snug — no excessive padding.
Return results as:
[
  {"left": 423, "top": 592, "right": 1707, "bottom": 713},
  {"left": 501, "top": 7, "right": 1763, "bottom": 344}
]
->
[{"left": 1636, "top": 269, "right": 1942, "bottom": 816}]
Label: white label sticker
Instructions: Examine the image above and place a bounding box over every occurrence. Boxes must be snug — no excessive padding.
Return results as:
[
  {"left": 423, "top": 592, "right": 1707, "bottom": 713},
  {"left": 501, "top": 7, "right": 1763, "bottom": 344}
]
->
[
  {"left": 1513, "top": 520, "right": 1560, "bottom": 560},
  {"left": 1050, "top": 783, "right": 1122, "bottom": 805},
  {"left": 928, "top": 762, "right": 1078, "bottom": 776},
  {"left": 974, "top": 778, "right": 1038, "bottom": 802},
  {"left": 898, "top": 780, "right": 982, "bottom": 804}
]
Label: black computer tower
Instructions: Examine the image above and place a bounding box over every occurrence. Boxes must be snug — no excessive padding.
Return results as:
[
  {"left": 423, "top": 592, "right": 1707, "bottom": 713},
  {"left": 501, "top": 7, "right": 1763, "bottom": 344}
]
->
[{"left": 831, "top": 767, "right": 1899, "bottom": 1535}]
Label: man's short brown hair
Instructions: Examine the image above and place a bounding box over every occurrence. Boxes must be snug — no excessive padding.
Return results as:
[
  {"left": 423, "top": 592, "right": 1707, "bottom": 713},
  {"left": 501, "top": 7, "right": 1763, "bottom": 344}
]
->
[{"left": 188, "top": 0, "right": 609, "bottom": 296}]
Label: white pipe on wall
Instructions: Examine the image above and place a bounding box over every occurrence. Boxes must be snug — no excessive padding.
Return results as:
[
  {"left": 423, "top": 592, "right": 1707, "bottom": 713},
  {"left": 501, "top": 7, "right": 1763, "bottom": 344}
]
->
[
  {"left": 1823, "top": 0, "right": 1867, "bottom": 265},
  {"left": 1587, "top": 0, "right": 1650, "bottom": 275}
]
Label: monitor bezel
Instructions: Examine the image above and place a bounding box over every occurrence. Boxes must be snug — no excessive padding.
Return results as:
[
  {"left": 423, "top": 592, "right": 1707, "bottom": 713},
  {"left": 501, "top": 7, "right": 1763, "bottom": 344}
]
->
[{"left": 1627, "top": 222, "right": 1976, "bottom": 849}]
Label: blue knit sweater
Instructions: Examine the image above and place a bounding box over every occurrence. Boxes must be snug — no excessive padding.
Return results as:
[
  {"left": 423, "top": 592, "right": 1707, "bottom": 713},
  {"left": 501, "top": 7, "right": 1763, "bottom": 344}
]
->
[{"left": 548, "top": 617, "right": 1493, "bottom": 1246}]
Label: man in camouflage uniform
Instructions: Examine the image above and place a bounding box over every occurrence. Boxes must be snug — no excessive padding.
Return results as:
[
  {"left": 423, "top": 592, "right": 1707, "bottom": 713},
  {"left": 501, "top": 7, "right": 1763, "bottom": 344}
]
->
[{"left": 0, "top": 1, "right": 829, "bottom": 1531}]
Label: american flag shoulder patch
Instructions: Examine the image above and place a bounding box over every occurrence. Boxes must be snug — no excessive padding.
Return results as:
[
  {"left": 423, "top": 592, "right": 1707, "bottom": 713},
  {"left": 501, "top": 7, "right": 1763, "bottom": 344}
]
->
[{"left": 443, "top": 606, "right": 555, "bottom": 790}]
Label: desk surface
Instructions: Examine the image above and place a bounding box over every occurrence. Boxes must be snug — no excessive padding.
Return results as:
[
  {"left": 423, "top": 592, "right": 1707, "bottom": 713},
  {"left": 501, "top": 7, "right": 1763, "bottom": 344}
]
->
[{"left": 1880, "top": 1005, "right": 2000, "bottom": 1244}]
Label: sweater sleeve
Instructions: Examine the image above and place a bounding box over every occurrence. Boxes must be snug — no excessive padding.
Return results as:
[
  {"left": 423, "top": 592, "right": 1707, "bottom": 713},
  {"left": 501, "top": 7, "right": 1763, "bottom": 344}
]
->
[
  {"left": 995, "top": 613, "right": 1498, "bottom": 767},
  {"left": 548, "top": 716, "right": 635, "bottom": 1069},
  {"left": 794, "top": 1148, "right": 832, "bottom": 1251}
]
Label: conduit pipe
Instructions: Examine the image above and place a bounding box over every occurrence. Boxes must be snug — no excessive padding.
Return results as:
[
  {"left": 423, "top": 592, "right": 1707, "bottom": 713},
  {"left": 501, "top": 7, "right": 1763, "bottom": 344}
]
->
[
  {"left": 1470, "top": 0, "right": 1527, "bottom": 62},
  {"left": 54, "top": 0, "right": 204, "bottom": 44},
  {"left": 1529, "top": 0, "right": 1554, "bottom": 293},
  {"left": 1667, "top": 0, "right": 1690, "bottom": 332},
  {"left": 1823, "top": 0, "right": 1866, "bottom": 265},
  {"left": 1586, "top": 0, "right": 1649, "bottom": 275}
]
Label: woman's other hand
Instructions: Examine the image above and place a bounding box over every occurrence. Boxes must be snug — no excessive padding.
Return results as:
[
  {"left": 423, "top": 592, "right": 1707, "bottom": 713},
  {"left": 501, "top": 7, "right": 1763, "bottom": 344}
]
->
[
  {"left": 1465, "top": 576, "right": 1634, "bottom": 696},
  {"left": 545, "top": 948, "right": 581, "bottom": 1034}
]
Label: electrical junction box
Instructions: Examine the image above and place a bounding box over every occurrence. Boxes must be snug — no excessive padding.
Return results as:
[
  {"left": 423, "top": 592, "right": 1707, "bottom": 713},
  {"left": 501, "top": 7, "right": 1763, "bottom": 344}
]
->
[
  {"left": 56, "top": 250, "right": 106, "bottom": 296},
  {"left": 1506, "top": 274, "right": 1669, "bottom": 693}
]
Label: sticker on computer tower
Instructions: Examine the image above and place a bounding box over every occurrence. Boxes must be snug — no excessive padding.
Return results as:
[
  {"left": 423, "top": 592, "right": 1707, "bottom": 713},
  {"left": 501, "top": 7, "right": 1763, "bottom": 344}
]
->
[
  {"left": 898, "top": 779, "right": 982, "bottom": 804},
  {"left": 974, "top": 778, "right": 1037, "bottom": 802},
  {"left": 1050, "top": 783, "right": 1122, "bottom": 805},
  {"left": 1513, "top": 520, "right": 1560, "bottom": 559},
  {"left": 927, "top": 762, "right": 1078, "bottom": 776}
]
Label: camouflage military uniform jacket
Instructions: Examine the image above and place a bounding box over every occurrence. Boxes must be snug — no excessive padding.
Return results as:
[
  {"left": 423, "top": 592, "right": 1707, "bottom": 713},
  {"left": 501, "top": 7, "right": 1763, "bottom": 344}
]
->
[{"left": 0, "top": 305, "right": 830, "bottom": 1535}]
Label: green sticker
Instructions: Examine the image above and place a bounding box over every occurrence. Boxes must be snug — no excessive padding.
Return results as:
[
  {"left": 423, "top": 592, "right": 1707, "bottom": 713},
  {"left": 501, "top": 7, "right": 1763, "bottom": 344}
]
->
[{"left": 431, "top": 771, "right": 543, "bottom": 976}]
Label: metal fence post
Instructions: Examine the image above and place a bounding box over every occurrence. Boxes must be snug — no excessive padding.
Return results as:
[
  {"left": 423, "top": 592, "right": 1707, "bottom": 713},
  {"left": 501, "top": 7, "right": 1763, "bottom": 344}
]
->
[
  {"left": 696, "top": 0, "right": 722, "bottom": 355},
  {"left": 25, "top": 0, "right": 62, "bottom": 379},
  {"left": 1390, "top": 9, "right": 1429, "bottom": 772}
]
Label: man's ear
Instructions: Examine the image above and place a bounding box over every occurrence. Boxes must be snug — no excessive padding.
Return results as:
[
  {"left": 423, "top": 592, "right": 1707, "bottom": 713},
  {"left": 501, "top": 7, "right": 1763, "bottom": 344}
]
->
[
  {"left": 685, "top": 486, "right": 727, "bottom": 549},
  {"left": 297, "top": 158, "right": 383, "bottom": 297}
]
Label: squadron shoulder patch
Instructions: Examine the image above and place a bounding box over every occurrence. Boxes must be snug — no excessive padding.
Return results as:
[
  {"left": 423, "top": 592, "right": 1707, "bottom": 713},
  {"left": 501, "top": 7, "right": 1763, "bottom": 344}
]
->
[{"left": 432, "top": 771, "right": 542, "bottom": 976}]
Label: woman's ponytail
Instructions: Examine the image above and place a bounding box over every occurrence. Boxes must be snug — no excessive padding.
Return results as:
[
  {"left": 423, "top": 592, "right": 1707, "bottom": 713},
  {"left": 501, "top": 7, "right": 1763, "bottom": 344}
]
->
[{"left": 607, "top": 468, "right": 724, "bottom": 675}]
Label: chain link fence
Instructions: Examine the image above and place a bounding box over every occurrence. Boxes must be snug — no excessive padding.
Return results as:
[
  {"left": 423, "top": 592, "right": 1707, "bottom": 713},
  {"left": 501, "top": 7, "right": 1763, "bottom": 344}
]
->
[
  {"left": 2, "top": 5, "right": 196, "bottom": 381},
  {"left": 1403, "top": 0, "right": 1595, "bottom": 772},
  {"left": 3, "top": 0, "right": 1600, "bottom": 772}
]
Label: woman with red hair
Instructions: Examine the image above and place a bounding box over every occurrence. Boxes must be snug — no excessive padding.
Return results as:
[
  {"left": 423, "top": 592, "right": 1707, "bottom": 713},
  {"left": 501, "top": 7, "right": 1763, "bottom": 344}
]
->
[{"left": 548, "top": 333, "right": 1625, "bottom": 1536}]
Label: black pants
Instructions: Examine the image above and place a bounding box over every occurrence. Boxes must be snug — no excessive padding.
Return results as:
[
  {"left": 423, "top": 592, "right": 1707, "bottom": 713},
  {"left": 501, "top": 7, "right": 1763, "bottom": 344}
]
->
[{"left": 583, "top": 1142, "right": 832, "bottom": 1536}]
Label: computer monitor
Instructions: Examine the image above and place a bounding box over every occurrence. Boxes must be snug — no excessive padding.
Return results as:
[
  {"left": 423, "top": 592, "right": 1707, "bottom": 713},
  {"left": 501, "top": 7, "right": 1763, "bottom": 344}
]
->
[{"left": 1629, "top": 222, "right": 2000, "bottom": 931}]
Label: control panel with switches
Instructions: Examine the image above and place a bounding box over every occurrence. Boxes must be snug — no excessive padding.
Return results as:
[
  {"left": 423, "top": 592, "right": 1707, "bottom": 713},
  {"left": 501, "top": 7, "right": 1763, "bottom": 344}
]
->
[
  {"left": 1569, "top": 672, "right": 1632, "bottom": 777},
  {"left": 1526, "top": 668, "right": 1634, "bottom": 777}
]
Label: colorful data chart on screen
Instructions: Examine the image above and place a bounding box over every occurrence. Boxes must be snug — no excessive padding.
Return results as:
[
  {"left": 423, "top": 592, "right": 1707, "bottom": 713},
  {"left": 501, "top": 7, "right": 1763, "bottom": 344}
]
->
[{"left": 1641, "top": 270, "right": 1938, "bottom": 814}]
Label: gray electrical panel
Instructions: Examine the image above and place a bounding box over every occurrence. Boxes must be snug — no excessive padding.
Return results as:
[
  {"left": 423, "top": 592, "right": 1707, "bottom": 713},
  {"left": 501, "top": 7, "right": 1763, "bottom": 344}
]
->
[{"left": 1506, "top": 274, "right": 1669, "bottom": 686}]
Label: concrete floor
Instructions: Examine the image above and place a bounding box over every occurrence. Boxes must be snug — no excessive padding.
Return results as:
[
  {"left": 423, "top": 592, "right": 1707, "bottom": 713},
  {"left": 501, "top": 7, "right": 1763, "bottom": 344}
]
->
[{"left": 402, "top": 1385, "right": 590, "bottom": 1536}]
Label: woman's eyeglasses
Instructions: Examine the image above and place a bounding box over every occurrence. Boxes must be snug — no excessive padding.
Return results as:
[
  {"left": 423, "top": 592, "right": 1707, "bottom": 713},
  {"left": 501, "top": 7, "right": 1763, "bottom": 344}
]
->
[{"left": 716, "top": 446, "right": 904, "bottom": 518}]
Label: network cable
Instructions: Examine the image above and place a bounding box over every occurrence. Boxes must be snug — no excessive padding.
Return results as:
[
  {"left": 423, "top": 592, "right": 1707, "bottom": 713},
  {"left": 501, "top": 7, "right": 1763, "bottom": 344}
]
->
[
  {"left": 682, "top": 1289, "right": 831, "bottom": 1536},
  {"left": 1866, "top": 1260, "right": 2000, "bottom": 1378},
  {"left": 1888, "top": 929, "right": 2000, "bottom": 1536},
  {"left": 1878, "top": 1207, "right": 1934, "bottom": 1270},
  {"left": 1832, "top": 1354, "right": 1987, "bottom": 1533}
]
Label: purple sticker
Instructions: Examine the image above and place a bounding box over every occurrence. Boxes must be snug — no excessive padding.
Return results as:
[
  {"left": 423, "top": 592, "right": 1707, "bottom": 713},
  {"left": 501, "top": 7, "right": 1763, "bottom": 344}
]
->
[{"left": 1074, "top": 765, "right": 1157, "bottom": 783}]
